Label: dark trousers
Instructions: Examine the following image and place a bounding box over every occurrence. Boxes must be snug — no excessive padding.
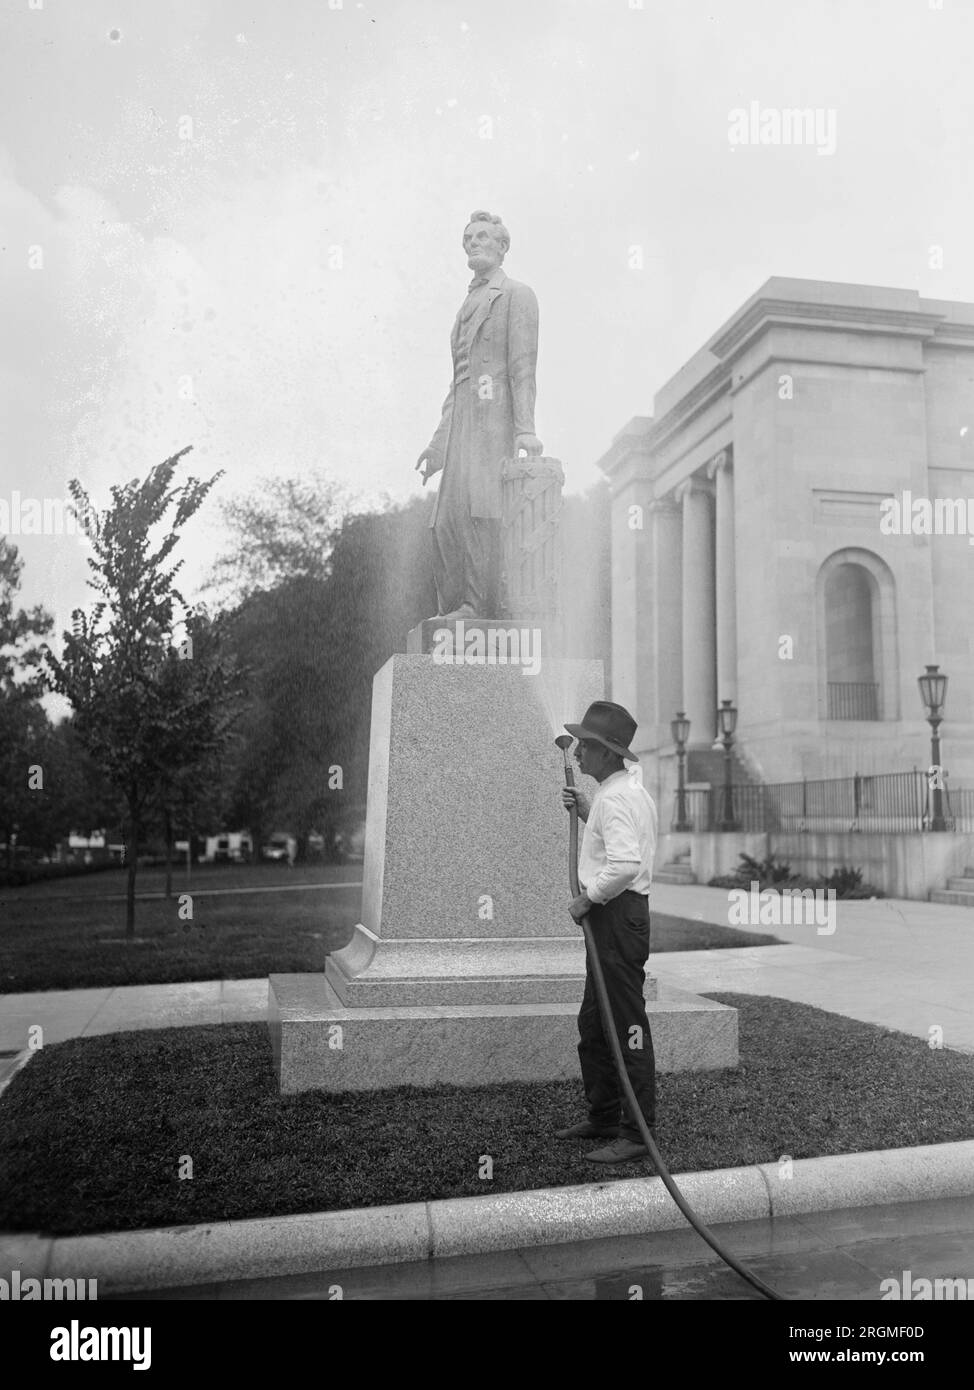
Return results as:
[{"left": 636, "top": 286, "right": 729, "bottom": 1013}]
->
[
  {"left": 431, "top": 511, "right": 501, "bottom": 616},
  {"left": 578, "top": 890, "right": 656, "bottom": 1141}
]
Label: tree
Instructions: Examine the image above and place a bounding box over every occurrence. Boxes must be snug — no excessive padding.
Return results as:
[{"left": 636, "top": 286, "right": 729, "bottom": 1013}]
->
[
  {"left": 206, "top": 471, "right": 353, "bottom": 602},
  {"left": 44, "top": 447, "right": 240, "bottom": 936},
  {"left": 149, "top": 607, "right": 246, "bottom": 897},
  {"left": 212, "top": 488, "right": 434, "bottom": 857},
  {"left": 43, "top": 718, "right": 123, "bottom": 854},
  {"left": 0, "top": 540, "right": 53, "bottom": 868}
]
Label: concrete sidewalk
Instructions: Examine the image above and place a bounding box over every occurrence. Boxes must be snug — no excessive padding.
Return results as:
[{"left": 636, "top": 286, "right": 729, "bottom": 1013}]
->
[
  {"left": 0, "top": 887, "right": 971, "bottom": 1058},
  {"left": 650, "top": 884, "right": 974, "bottom": 1052},
  {"left": 0, "top": 979, "right": 268, "bottom": 1056}
]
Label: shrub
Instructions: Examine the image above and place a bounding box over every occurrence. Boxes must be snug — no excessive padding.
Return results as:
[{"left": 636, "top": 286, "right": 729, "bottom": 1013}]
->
[
  {"left": 708, "top": 852, "right": 797, "bottom": 890},
  {"left": 820, "top": 865, "right": 883, "bottom": 899},
  {"left": 708, "top": 856, "right": 883, "bottom": 898}
]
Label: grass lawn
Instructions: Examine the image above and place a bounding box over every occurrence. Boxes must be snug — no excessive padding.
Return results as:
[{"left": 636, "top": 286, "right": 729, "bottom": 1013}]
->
[
  {"left": 1, "top": 993, "right": 971, "bottom": 1237},
  {"left": 0, "top": 865, "right": 363, "bottom": 992},
  {"left": 0, "top": 867, "right": 777, "bottom": 992}
]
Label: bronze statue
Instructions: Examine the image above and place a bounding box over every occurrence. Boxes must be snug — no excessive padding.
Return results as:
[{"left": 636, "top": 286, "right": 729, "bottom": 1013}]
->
[{"left": 416, "top": 211, "right": 543, "bottom": 621}]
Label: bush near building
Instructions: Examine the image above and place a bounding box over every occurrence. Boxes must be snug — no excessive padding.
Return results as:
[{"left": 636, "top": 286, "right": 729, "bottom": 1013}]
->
[{"left": 708, "top": 853, "right": 883, "bottom": 898}]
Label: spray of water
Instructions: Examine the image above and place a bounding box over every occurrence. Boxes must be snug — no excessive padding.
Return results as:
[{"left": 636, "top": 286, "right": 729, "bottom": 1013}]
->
[{"left": 530, "top": 657, "right": 593, "bottom": 738}]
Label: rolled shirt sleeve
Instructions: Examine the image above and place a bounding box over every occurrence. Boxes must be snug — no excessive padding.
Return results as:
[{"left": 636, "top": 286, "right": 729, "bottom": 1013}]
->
[
  {"left": 587, "top": 860, "right": 641, "bottom": 905},
  {"left": 585, "top": 799, "right": 643, "bottom": 905}
]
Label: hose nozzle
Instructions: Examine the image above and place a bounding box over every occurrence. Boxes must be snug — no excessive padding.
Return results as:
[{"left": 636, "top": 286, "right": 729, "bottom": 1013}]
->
[{"left": 554, "top": 733, "right": 576, "bottom": 787}]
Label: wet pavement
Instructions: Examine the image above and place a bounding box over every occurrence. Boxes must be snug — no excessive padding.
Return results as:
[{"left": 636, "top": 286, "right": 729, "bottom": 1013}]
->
[{"left": 120, "top": 1194, "right": 974, "bottom": 1301}]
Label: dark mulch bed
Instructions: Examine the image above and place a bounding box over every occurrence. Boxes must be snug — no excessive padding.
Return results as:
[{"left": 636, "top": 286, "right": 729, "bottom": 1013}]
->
[{"left": 0, "top": 993, "right": 971, "bottom": 1237}]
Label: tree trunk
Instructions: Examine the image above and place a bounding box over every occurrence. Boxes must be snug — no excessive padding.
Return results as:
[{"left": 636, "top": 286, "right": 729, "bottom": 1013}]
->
[
  {"left": 125, "top": 802, "right": 139, "bottom": 939},
  {"left": 164, "top": 805, "right": 173, "bottom": 901}
]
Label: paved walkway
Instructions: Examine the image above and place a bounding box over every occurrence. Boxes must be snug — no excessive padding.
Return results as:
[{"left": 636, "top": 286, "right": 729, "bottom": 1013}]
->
[
  {"left": 123, "top": 1193, "right": 974, "bottom": 1301},
  {"left": 650, "top": 884, "right": 974, "bottom": 1053},
  {"left": 0, "top": 979, "right": 268, "bottom": 1056},
  {"left": 1, "top": 886, "right": 971, "bottom": 1062}
]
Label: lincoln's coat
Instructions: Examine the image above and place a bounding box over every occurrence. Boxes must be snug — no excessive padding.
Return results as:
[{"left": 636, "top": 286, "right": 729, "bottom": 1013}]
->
[{"left": 427, "top": 267, "right": 539, "bottom": 526}]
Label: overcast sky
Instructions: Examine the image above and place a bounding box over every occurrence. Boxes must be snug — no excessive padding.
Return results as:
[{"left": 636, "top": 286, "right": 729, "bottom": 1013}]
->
[{"left": 3, "top": 0, "right": 974, "bottom": 632}]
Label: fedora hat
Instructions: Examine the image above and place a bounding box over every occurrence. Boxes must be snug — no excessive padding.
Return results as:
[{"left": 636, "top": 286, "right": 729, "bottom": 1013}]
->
[{"left": 565, "top": 701, "right": 639, "bottom": 762}]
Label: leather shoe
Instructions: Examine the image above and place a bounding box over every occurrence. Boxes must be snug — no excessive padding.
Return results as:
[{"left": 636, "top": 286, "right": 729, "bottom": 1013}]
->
[
  {"left": 585, "top": 1137, "right": 652, "bottom": 1164},
  {"left": 554, "top": 1119, "right": 619, "bottom": 1140}
]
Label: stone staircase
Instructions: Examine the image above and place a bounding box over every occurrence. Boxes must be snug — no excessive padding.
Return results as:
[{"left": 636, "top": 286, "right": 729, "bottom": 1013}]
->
[
  {"left": 686, "top": 746, "right": 763, "bottom": 788},
  {"left": 654, "top": 847, "right": 697, "bottom": 885},
  {"left": 653, "top": 744, "right": 763, "bottom": 883},
  {"left": 930, "top": 866, "right": 974, "bottom": 907}
]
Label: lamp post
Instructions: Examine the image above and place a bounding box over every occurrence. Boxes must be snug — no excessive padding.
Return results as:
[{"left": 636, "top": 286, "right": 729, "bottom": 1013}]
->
[
  {"left": 717, "top": 699, "right": 739, "bottom": 831},
  {"left": 918, "top": 665, "right": 948, "bottom": 831},
  {"left": 671, "top": 711, "right": 691, "bottom": 831}
]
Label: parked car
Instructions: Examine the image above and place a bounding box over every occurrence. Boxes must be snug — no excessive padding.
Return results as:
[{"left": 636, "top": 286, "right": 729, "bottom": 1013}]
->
[
  {"left": 202, "top": 832, "right": 252, "bottom": 863},
  {"left": 262, "top": 834, "right": 297, "bottom": 863}
]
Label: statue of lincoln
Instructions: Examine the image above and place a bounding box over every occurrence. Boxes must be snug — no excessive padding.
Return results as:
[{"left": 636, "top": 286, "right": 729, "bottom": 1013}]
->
[{"left": 415, "top": 210, "right": 543, "bottom": 621}]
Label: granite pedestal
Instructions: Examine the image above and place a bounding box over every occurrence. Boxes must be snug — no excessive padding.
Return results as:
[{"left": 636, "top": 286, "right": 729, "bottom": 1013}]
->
[{"left": 269, "top": 653, "right": 738, "bottom": 1092}]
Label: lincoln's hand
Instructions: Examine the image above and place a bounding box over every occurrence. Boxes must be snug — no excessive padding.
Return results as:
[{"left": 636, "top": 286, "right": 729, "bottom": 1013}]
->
[
  {"left": 515, "top": 433, "right": 544, "bottom": 456},
  {"left": 415, "top": 448, "right": 443, "bottom": 485}
]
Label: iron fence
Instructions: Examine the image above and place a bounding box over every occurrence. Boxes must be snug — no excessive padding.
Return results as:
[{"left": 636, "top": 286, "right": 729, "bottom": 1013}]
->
[{"left": 672, "top": 770, "right": 973, "bottom": 833}]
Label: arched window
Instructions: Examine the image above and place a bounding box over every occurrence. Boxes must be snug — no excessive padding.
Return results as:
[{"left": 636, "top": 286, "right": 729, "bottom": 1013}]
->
[
  {"left": 825, "top": 563, "right": 877, "bottom": 718},
  {"left": 816, "top": 549, "right": 898, "bottom": 722}
]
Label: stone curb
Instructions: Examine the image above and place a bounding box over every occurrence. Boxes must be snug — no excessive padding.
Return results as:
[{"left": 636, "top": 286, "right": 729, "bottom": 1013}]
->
[{"left": 4, "top": 1140, "right": 974, "bottom": 1295}]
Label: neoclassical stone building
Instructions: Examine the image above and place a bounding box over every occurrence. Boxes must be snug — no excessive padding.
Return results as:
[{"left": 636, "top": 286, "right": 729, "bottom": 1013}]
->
[{"left": 597, "top": 277, "right": 974, "bottom": 803}]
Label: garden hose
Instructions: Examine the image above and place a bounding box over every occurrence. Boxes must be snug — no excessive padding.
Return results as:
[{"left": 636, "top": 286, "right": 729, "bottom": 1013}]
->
[{"left": 556, "top": 736, "right": 785, "bottom": 1302}]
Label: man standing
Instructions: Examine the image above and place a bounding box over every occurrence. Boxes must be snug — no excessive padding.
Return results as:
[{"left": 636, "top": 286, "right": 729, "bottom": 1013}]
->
[
  {"left": 415, "top": 210, "right": 543, "bottom": 621},
  {"left": 557, "top": 701, "right": 659, "bottom": 1164}
]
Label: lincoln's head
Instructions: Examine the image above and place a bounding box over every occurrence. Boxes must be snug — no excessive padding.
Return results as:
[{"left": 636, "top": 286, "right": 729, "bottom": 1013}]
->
[{"left": 463, "top": 210, "right": 509, "bottom": 277}]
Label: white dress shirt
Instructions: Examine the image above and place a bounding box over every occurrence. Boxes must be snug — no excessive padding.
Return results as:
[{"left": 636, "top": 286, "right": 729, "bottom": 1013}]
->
[{"left": 578, "top": 769, "right": 658, "bottom": 905}]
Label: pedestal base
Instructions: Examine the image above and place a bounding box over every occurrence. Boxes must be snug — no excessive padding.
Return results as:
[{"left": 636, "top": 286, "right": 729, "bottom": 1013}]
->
[
  {"left": 269, "top": 973, "right": 738, "bottom": 1093},
  {"left": 325, "top": 923, "right": 661, "bottom": 1006}
]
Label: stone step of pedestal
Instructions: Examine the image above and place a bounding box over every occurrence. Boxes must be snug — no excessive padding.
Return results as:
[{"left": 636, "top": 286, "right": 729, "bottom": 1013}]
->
[
  {"left": 325, "top": 925, "right": 658, "bottom": 1006},
  {"left": 945, "top": 877, "right": 974, "bottom": 892},
  {"left": 268, "top": 974, "right": 737, "bottom": 1094}
]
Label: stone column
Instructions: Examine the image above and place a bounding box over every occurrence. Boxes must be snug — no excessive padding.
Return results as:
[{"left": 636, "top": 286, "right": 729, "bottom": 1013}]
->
[
  {"left": 707, "top": 450, "right": 737, "bottom": 705},
  {"left": 676, "top": 475, "right": 716, "bottom": 743},
  {"left": 649, "top": 497, "right": 683, "bottom": 743}
]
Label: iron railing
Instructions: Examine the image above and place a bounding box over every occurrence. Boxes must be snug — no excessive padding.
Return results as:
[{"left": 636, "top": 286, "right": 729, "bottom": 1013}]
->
[
  {"left": 827, "top": 682, "right": 879, "bottom": 720},
  {"left": 671, "top": 770, "right": 973, "bottom": 833}
]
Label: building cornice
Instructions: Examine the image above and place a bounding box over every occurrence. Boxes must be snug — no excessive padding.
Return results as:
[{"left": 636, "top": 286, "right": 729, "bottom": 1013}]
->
[
  {"left": 595, "top": 284, "right": 974, "bottom": 483},
  {"left": 710, "top": 297, "right": 945, "bottom": 363},
  {"left": 595, "top": 417, "right": 655, "bottom": 482}
]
